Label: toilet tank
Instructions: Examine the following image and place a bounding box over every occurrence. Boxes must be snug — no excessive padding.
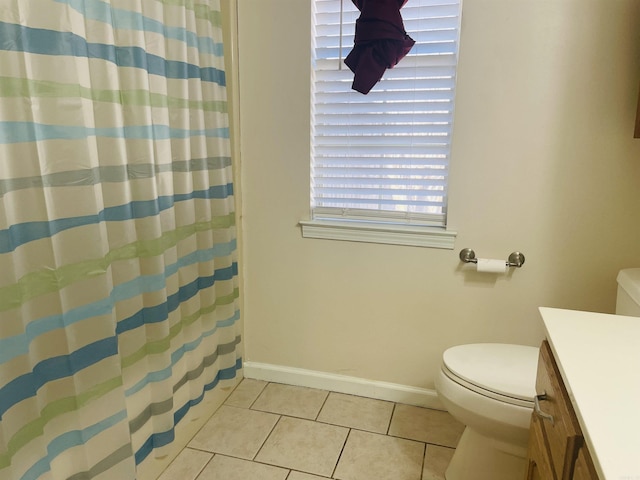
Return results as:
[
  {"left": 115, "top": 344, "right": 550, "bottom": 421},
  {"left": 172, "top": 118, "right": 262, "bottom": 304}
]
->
[{"left": 616, "top": 268, "right": 640, "bottom": 316}]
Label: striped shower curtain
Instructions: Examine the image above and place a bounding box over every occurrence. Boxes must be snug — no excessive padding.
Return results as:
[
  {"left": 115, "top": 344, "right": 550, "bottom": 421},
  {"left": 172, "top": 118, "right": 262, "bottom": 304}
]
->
[{"left": 0, "top": 1, "right": 241, "bottom": 479}]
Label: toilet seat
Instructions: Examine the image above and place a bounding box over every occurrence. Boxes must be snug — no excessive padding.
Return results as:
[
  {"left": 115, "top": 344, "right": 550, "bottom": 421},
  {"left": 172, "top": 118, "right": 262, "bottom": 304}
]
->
[{"left": 441, "top": 343, "right": 538, "bottom": 408}]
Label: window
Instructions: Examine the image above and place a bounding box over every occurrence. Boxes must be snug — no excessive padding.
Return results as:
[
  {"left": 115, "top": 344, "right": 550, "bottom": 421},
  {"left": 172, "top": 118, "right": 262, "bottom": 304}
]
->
[{"left": 301, "top": 0, "right": 461, "bottom": 248}]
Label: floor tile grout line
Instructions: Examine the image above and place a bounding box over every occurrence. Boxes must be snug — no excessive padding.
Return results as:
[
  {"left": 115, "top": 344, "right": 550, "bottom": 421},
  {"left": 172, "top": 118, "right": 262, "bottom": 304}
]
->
[
  {"left": 191, "top": 451, "right": 216, "bottom": 480},
  {"left": 249, "top": 381, "right": 329, "bottom": 421},
  {"left": 185, "top": 446, "right": 216, "bottom": 457},
  {"left": 251, "top": 411, "right": 283, "bottom": 462},
  {"left": 308, "top": 416, "right": 409, "bottom": 438},
  {"left": 288, "top": 467, "right": 333, "bottom": 480},
  {"left": 249, "top": 406, "right": 324, "bottom": 421},
  {"left": 314, "top": 389, "right": 332, "bottom": 421},
  {"left": 184, "top": 448, "right": 305, "bottom": 476},
  {"left": 386, "top": 402, "right": 397, "bottom": 435},
  {"left": 246, "top": 379, "right": 269, "bottom": 410},
  {"left": 330, "top": 427, "right": 353, "bottom": 479},
  {"left": 206, "top": 452, "right": 298, "bottom": 475},
  {"left": 220, "top": 376, "right": 246, "bottom": 407},
  {"left": 386, "top": 432, "right": 459, "bottom": 449},
  {"left": 419, "top": 441, "right": 427, "bottom": 480}
]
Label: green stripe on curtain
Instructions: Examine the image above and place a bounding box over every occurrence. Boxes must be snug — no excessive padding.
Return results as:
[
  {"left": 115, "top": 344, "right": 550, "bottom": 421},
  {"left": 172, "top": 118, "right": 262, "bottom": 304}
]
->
[
  {"left": 0, "top": 157, "right": 232, "bottom": 197},
  {"left": 0, "top": 214, "right": 235, "bottom": 311},
  {"left": 151, "top": 0, "right": 223, "bottom": 27},
  {"left": 0, "top": 0, "right": 241, "bottom": 479},
  {"left": 0, "top": 77, "right": 228, "bottom": 112}
]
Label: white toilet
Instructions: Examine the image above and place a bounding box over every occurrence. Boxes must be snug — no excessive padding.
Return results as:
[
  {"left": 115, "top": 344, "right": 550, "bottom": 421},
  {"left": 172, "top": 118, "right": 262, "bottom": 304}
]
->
[
  {"left": 435, "top": 268, "right": 640, "bottom": 480},
  {"left": 616, "top": 268, "right": 640, "bottom": 316}
]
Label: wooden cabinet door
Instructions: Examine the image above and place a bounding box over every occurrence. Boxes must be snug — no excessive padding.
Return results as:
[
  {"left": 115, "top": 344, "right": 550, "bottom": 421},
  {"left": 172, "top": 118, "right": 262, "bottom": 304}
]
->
[
  {"left": 525, "top": 415, "right": 557, "bottom": 480},
  {"left": 572, "top": 447, "right": 599, "bottom": 480},
  {"left": 635, "top": 82, "right": 640, "bottom": 138}
]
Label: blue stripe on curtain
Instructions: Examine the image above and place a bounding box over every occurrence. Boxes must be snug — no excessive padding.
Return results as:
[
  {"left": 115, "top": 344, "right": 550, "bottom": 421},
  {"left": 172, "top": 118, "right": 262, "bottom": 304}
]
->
[
  {"left": 54, "top": 0, "right": 225, "bottom": 56},
  {"left": 0, "top": 22, "right": 226, "bottom": 84},
  {"left": 0, "top": 337, "right": 118, "bottom": 419},
  {"left": 116, "top": 263, "right": 237, "bottom": 335},
  {"left": 0, "top": 185, "right": 234, "bottom": 253}
]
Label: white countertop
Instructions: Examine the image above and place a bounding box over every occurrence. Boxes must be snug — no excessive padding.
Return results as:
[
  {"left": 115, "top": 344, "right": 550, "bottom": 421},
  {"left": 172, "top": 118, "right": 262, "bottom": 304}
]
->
[{"left": 539, "top": 307, "right": 640, "bottom": 480}]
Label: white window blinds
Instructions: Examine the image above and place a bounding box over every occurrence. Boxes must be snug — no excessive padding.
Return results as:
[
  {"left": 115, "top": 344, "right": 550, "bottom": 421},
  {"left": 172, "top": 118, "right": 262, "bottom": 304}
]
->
[{"left": 311, "top": 0, "right": 462, "bottom": 227}]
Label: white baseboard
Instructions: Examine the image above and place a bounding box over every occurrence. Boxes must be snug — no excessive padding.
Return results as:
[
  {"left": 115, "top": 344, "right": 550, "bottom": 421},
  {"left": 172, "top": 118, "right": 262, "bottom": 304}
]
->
[{"left": 243, "top": 362, "right": 445, "bottom": 411}]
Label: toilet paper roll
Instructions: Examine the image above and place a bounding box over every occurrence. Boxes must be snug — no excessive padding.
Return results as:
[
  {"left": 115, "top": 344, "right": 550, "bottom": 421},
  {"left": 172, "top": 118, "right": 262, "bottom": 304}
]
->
[{"left": 476, "top": 258, "right": 507, "bottom": 273}]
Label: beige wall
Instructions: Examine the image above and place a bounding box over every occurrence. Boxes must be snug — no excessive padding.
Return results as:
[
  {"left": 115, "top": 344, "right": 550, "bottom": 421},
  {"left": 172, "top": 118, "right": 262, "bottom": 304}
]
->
[{"left": 234, "top": 0, "right": 640, "bottom": 390}]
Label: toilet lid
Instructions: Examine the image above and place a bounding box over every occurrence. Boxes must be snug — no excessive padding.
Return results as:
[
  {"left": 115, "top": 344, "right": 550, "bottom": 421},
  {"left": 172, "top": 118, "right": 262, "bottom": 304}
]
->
[{"left": 442, "top": 343, "right": 538, "bottom": 404}]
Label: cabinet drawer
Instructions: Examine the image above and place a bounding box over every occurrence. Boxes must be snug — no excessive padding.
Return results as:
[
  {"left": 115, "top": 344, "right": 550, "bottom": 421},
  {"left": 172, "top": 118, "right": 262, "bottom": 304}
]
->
[{"left": 535, "top": 341, "right": 583, "bottom": 479}]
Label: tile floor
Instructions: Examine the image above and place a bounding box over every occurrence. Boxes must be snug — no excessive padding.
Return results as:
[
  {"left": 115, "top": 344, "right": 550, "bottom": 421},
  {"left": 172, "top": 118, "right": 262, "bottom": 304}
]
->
[{"left": 158, "top": 379, "right": 465, "bottom": 480}]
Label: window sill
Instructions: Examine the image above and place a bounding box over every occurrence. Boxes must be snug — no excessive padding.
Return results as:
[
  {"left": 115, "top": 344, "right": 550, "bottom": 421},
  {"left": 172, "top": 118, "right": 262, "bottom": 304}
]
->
[{"left": 299, "top": 220, "right": 457, "bottom": 249}]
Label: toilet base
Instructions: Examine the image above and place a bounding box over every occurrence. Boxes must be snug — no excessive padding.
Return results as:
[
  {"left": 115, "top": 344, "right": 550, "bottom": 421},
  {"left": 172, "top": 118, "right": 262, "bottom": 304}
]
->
[{"left": 446, "top": 427, "right": 527, "bottom": 480}]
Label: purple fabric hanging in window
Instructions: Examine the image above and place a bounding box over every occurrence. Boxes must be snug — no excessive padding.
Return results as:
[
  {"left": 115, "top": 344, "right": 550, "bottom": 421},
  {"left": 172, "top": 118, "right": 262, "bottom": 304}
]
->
[{"left": 344, "top": 0, "right": 415, "bottom": 94}]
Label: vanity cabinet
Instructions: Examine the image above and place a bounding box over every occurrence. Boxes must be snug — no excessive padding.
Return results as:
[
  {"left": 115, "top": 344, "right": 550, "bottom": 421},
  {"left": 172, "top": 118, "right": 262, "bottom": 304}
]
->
[{"left": 524, "top": 341, "right": 598, "bottom": 480}]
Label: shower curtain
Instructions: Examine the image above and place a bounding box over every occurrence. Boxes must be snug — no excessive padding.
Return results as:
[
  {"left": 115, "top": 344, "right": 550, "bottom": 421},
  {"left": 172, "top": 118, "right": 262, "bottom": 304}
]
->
[{"left": 0, "top": 1, "right": 241, "bottom": 479}]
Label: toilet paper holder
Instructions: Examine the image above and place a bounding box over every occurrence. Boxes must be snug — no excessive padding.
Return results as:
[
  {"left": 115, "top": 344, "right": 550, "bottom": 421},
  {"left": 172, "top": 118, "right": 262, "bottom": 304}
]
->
[{"left": 459, "top": 248, "right": 525, "bottom": 268}]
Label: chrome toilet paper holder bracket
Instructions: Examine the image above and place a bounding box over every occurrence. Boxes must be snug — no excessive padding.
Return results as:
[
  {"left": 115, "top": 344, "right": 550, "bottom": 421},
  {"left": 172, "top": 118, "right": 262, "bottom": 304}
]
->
[{"left": 459, "top": 248, "right": 526, "bottom": 268}]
